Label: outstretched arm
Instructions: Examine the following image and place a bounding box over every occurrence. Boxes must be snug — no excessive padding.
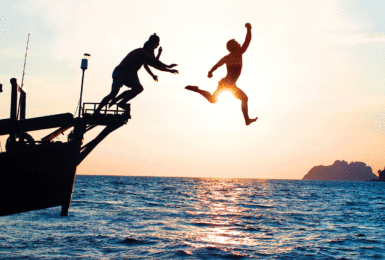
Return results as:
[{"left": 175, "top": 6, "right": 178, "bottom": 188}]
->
[
  {"left": 240, "top": 23, "right": 252, "bottom": 54},
  {"left": 145, "top": 47, "right": 174, "bottom": 81},
  {"left": 208, "top": 57, "right": 226, "bottom": 78},
  {"left": 144, "top": 64, "right": 158, "bottom": 81},
  {"left": 143, "top": 50, "right": 178, "bottom": 74}
]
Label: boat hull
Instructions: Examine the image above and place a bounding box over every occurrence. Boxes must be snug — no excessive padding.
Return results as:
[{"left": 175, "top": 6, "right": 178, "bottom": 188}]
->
[{"left": 0, "top": 142, "right": 79, "bottom": 216}]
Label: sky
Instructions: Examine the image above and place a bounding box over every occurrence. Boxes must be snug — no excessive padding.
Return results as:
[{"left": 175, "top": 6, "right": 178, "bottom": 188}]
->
[{"left": 1, "top": 0, "right": 385, "bottom": 179}]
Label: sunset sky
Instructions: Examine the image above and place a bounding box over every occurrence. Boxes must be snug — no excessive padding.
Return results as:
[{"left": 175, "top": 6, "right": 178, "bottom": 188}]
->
[{"left": 1, "top": 0, "right": 385, "bottom": 179}]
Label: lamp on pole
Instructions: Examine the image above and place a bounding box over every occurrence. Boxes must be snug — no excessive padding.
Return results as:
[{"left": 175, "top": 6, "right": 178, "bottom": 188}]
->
[{"left": 78, "top": 53, "right": 90, "bottom": 118}]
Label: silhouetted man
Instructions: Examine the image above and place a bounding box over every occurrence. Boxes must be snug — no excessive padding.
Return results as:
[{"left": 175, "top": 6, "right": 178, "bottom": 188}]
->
[
  {"left": 95, "top": 34, "right": 178, "bottom": 113},
  {"left": 186, "top": 23, "right": 257, "bottom": 126}
]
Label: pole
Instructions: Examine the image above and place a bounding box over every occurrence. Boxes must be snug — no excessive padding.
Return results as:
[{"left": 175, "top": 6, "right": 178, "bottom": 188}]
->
[
  {"left": 10, "top": 79, "right": 18, "bottom": 120},
  {"left": 78, "top": 53, "right": 89, "bottom": 118},
  {"left": 10, "top": 78, "right": 18, "bottom": 146},
  {"left": 78, "top": 69, "right": 85, "bottom": 118}
]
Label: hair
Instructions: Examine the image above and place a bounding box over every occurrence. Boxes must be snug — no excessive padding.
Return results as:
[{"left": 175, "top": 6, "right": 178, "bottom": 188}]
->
[
  {"left": 144, "top": 33, "right": 159, "bottom": 49},
  {"left": 226, "top": 39, "right": 238, "bottom": 53},
  {"left": 148, "top": 33, "right": 160, "bottom": 43}
]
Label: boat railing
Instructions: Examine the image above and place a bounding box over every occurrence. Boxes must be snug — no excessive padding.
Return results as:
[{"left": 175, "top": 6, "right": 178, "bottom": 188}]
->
[{"left": 82, "top": 103, "right": 126, "bottom": 116}]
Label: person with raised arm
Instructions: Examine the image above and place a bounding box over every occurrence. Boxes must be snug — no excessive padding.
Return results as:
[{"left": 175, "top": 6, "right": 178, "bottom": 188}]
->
[
  {"left": 95, "top": 34, "right": 178, "bottom": 114},
  {"left": 186, "top": 23, "right": 257, "bottom": 126}
]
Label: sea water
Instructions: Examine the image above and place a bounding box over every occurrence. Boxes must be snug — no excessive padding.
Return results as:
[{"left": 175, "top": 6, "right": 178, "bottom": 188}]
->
[{"left": 0, "top": 176, "right": 384, "bottom": 259}]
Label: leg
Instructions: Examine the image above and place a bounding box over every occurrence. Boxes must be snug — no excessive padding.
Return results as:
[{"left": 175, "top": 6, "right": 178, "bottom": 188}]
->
[
  {"left": 95, "top": 70, "right": 124, "bottom": 113},
  {"left": 117, "top": 83, "right": 144, "bottom": 108},
  {"left": 185, "top": 85, "right": 218, "bottom": 104},
  {"left": 231, "top": 86, "right": 258, "bottom": 126},
  {"left": 109, "top": 91, "right": 126, "bottom": 108},
  {"left": 109, "top": 72, "right": 142, "bottom": 109},
  {"left": 95, "top": 86, "right": 120, "bottom": 113}
]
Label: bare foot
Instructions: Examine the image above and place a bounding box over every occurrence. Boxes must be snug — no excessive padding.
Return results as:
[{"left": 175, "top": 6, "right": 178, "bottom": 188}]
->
[
  {"left": 246, "top": 117, "right": 258, "bottom": 126},
  {"left": 185, "top": 85, "right": 199, "bottom": 91}
]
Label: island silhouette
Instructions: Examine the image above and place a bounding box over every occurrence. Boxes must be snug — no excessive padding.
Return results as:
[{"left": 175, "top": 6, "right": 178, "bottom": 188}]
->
[
  {"left": 374, "top": 168, "right": 385, "bottom": 182},
  {"left": 303, "top": 160, "right": 378, "bottom": 181}
]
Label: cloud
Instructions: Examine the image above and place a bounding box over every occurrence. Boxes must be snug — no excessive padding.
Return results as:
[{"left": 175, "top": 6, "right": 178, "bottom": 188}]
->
[
  {"left": 365, "top": 32, "right": 385, "bottom": 39},
  {"left": 332, "top": 32, "right": 385, "bottom": 45}
]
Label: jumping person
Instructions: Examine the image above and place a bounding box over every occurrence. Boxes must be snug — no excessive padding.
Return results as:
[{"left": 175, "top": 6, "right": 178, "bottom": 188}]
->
[
  {"left": 95, "top": 34, "right": 178, "bottom": 114},
  {"left": 185, "top": 23, "right": 257, "bottom": 126}
]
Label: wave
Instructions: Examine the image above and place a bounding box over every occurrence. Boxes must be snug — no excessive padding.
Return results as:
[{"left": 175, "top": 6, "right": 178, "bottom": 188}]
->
[
  {"left": 119, "top": 237, "right": 157, "bottom": 246},
  {"left": 2, "top": 176, "right": 384, "bottom": 259}
]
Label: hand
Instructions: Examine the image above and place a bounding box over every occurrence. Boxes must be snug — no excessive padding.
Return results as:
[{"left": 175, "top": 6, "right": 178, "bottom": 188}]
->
[
  {"left": 169, "top": 69, "right": 178, "bottom": 74},
  {"left": 208, "top": 71, "right": 213, "bottom": 78},
  {"left": 245, "top": 23, "right": 252, "bottom": 30},
  {"left": 158, "top": 46, "right": 162, "bottom": 54},
  {"left": 168, "top": 64, "right": 178, "bottom": 68},
  {"left": 152, "top": 75, "right": 158, "bottom": 82}
]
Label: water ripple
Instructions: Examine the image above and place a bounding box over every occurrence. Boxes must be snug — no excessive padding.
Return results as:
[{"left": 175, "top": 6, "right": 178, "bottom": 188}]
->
[{"left": 0, "top": 177, "right": 384, "bottom": 259}]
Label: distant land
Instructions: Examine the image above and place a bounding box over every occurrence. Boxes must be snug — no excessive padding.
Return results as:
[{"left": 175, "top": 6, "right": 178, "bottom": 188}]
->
[{"left": 303, "top": 160, "right": 379, "bottom": 181}]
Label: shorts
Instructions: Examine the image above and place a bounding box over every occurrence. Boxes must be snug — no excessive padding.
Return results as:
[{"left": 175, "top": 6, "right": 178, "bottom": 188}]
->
[
  {"left": 213, "top": 78, "right": 247, "bottom": 101},
  {"left": 111, "top": 69, "right": 141, "bottom": 91},
  {"left": 218, "top": 78, "right": 236, "bottom": 89}
]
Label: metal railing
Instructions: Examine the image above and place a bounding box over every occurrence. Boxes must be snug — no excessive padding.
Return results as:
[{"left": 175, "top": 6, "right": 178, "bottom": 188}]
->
[{"left": 82, "top": 103, "right": 126, "bottom": 116}]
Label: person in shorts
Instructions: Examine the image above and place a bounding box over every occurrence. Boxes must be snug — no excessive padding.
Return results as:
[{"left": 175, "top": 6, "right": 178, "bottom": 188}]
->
[
  {"left": 185, "top": 23, "right": 257, "bottom": 126},
  {"left": 95, "top": 34, "right": 178, "bottom": 113}
]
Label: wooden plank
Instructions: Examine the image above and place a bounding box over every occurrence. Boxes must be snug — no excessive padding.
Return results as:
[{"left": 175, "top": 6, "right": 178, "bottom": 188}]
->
[{"left": 0, "top": 113, "right": 74, "bottom": 136}]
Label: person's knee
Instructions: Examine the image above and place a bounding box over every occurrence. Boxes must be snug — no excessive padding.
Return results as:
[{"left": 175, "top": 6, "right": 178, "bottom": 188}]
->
[
  {"left": 136, "top": 85, "right": 144, "bottom": 94},
  {"left": 238, "top": 91, "right": 248, "bottom": 102},
  {"left": 241, "top": 97, "right": 248, "bottom": 106},
  {"left": 131, "top": 84, "right": 143, "bottom": 95},
  {"left": 211, "top": 92, "right": 219, "bottom": 104}
]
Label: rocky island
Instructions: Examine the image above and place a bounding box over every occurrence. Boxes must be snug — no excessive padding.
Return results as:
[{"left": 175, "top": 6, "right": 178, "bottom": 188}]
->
[
  {"left": 303, "top": 160, "right": 378, "bottom": 181},
  {"left": 373, "top": 168, "right": 385, "bottom": 182}
]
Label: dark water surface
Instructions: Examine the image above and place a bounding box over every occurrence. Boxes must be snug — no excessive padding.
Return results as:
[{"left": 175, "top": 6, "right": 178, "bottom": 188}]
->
[{"left": 0, "top": 176, "right": 384, "bottom": 259}]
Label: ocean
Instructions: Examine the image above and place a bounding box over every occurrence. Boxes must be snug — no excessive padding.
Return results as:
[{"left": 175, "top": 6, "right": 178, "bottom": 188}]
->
[{"left": 0, "top": 176, "right": 384, "bottom": 259}]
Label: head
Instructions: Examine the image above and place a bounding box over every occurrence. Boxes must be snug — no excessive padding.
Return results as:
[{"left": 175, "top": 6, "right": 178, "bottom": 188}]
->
[
  {"left": 143, "top": 41, "right": 153, "bottom": 52},
  {"left": 226, "top": 39, "right": 241, "bottom": 53},
  {"left": 148, "top": 33, "right": 160, "bottom": 49}
]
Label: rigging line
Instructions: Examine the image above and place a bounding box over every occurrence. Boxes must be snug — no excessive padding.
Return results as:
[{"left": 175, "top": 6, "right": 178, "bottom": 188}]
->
[
  {"left": 17, "top": 34, "right": 30, "bottom": 119},
  {"left": 21, "top": 34, "right": 30, "bottom": 90}
]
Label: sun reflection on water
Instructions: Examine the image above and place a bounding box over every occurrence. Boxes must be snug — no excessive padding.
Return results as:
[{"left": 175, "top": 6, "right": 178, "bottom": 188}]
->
[{"left": 184, "top": 178, "right": 271, "bottom": 248}]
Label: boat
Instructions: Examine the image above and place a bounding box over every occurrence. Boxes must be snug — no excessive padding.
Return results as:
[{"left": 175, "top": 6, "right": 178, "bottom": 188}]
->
[{"left": 0, "top": 77, "right": 131, "bottom": 217}]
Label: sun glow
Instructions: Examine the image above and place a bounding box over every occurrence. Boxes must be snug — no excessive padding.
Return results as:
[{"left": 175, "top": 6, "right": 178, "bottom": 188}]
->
[
  {"left": 183, "top": 179, "right": 260, "bottom": 248},
  {"left": 213, "top": 90, "right": 243, "bottom": 122},
  {"left": 3, "top": 0, "right": 385, "bottom": 179}
]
